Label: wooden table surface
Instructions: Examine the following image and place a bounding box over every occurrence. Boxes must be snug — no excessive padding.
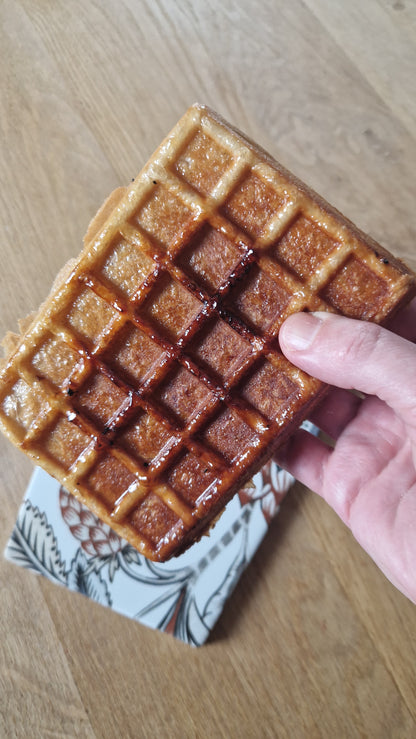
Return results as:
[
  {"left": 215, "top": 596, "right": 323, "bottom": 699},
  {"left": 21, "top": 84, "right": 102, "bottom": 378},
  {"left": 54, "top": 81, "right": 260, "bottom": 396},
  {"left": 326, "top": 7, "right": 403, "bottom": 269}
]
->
[{"left": 1, "top": 2, "right": 416, "bottom": 737}]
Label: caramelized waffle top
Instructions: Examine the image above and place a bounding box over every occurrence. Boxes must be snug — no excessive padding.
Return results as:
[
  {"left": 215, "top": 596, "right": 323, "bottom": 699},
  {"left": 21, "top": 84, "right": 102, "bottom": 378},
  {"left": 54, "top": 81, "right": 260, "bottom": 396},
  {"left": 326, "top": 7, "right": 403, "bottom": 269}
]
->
[{"left": 1, "top": 104, "right": 415, "bottom": 561}]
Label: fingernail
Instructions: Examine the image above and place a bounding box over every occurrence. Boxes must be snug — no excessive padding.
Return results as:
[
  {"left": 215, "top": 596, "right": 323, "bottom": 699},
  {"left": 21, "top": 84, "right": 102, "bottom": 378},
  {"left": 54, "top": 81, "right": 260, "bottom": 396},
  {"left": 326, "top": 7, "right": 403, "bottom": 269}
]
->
[{"left": 281, "top": 312, "right": 322, "bottom": 350}]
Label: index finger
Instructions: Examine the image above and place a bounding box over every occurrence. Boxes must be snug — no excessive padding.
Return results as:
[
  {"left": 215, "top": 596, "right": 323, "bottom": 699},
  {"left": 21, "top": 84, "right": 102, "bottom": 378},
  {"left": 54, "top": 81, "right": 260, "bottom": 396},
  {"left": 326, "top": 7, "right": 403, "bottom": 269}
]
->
[{"left": 278, "top": 311, "right": 416, "bottom": 433}]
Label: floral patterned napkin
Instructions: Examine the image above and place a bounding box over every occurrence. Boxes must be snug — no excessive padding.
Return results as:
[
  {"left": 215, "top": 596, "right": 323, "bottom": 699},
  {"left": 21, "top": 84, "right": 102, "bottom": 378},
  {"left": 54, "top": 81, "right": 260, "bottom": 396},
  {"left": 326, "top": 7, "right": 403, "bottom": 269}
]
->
[{"left": 4, "top": 456, "right": 298, "bottom": 646}]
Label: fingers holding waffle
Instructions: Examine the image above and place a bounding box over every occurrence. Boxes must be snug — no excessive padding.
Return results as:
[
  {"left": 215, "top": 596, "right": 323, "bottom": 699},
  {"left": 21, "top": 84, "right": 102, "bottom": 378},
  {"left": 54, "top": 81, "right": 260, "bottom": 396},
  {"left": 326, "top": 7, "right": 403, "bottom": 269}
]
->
[{"left": 0, "top": 104, "right": 415, "bottom": 561}]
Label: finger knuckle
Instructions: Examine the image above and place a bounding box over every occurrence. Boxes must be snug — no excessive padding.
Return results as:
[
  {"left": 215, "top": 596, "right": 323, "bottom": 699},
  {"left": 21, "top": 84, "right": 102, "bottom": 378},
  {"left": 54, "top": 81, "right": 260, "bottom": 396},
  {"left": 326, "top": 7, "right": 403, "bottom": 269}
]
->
[{"left": 338, "top": 321, "right": 383, "bottom": 366}]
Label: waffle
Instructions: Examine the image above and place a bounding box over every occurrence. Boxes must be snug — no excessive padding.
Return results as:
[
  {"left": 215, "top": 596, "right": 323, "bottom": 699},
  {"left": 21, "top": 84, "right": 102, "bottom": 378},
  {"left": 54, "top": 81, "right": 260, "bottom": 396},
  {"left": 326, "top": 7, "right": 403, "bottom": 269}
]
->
[{"left": 1, "top": 104, "right": 415, "bottom": 561}]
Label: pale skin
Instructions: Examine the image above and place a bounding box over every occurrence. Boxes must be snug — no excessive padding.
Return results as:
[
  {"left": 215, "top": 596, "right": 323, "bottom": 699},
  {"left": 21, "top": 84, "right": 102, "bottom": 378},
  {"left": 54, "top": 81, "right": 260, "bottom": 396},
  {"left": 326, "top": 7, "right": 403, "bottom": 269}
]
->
[{"left": 276, "top": 298, "right": 416, "bottom": 604}]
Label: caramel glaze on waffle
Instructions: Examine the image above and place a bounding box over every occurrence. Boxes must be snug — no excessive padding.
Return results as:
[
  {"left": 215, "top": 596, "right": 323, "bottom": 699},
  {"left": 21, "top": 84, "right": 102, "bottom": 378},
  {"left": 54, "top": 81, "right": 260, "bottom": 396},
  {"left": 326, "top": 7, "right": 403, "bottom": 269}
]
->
[{"left": 1, "top": 104, "right": 415, "bottom": 561}]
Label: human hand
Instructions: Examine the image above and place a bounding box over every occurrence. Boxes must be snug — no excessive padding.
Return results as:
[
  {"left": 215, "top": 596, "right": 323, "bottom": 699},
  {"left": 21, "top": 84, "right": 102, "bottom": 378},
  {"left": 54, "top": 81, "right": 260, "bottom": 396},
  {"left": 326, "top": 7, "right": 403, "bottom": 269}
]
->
[{"left": 276, "top": 299, "right": 416, "bottom": 604}]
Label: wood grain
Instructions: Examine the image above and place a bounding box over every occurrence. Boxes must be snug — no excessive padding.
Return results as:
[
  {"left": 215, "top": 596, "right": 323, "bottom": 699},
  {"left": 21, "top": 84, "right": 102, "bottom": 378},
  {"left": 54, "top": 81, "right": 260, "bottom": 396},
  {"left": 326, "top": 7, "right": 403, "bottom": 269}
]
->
[{"left": 0, "top": 1, "right": 415, "bottom": 737}]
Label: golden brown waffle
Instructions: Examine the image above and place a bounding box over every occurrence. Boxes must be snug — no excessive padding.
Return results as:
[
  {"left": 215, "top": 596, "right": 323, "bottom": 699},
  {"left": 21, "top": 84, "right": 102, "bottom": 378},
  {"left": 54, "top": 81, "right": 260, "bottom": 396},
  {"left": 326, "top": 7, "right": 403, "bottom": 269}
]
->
[{"left": 1, "top": 104, "right": 415, "bottom": 561}]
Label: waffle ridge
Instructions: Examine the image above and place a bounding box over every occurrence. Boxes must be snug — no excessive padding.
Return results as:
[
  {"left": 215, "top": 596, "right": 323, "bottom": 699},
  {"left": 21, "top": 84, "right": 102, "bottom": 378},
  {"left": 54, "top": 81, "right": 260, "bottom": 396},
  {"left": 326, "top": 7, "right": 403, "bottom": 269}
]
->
[{"left": 1, "top": 104, "right": 415, "bottom": 560}]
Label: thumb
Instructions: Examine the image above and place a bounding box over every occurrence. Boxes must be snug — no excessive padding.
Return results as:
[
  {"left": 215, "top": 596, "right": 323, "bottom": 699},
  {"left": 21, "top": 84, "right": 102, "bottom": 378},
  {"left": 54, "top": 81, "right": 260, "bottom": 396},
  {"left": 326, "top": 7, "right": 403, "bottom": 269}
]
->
[{"left": 279, "top": 312, "right": 416, "bottom": 426}]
